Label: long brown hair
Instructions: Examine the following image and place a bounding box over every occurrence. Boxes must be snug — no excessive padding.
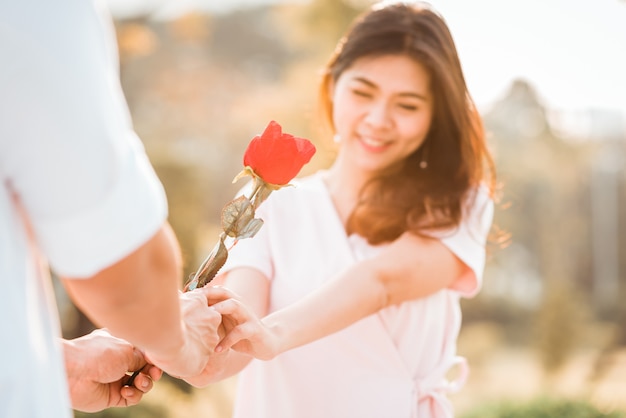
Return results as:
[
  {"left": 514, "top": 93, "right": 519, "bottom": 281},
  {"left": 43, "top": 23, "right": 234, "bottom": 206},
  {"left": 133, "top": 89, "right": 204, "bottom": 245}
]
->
[{"left": 319, "top": 2, "right": 496, "bottom": 245}]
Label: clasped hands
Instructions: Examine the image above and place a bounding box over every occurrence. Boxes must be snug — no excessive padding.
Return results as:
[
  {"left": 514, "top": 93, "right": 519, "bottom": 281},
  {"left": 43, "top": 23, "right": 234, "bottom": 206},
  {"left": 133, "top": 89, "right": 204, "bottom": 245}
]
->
[
  {"left": 145, "top": 287, "right": 275, "bottom": 384},
  {"left": 165, "top": 285, "right": 279, "bottom": 388},
  {"left": 67, "top": 286, "right": 271, "bottom": 412}
]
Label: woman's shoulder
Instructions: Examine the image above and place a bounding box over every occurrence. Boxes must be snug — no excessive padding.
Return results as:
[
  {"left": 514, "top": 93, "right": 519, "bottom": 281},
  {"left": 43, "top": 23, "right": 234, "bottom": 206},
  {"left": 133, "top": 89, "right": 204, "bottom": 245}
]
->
[
  {"left": 457, "top": 183, "right": 495, "bottom": 240},
  {"left": 468, "top": 182, "right": 493, "bottom": 203},
  {"left": 290, "top": 171, "right": 326, "bottom": 189},
  {"left": 463, "top": 183, "right": 494, "bottom": 217},
  {"left": 270, "top": 171, "right": 325, "bottom": 199}
]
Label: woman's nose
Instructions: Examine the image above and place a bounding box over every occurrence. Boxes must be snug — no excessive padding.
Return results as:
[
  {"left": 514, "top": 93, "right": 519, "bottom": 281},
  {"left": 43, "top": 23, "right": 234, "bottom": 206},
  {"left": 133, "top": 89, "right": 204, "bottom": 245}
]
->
[{"left": 364, "top": 101, "right": 392, "bottom": 129}]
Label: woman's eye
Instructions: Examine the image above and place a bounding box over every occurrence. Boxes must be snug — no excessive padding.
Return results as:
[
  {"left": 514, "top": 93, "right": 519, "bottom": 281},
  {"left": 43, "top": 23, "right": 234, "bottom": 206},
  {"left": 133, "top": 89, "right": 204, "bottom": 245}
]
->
[
  {"left": 398, "top": 103, "right": 418, "bottom": 111},
  {"left": 352, "top": 89, "right": 372, "bottom": 98}
]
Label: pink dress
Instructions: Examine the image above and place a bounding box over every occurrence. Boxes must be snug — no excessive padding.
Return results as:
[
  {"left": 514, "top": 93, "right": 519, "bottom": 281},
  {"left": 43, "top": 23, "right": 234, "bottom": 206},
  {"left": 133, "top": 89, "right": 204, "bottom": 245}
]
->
[{"left": 220, "top": 171, "right": 494, "bottom": 418}]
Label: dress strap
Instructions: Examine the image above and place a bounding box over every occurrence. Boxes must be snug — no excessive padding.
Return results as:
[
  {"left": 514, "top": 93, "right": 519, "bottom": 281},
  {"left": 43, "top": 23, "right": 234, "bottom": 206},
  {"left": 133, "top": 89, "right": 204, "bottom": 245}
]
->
[{"left": 411, "top": 356, "right": 469, "bottom": 418}]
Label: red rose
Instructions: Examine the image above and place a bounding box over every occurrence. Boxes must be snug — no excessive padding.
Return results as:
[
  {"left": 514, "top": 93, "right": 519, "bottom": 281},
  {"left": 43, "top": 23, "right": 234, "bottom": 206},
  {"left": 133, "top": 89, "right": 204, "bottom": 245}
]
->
[
  {"left": 186, "top": 120, "right": 316, "bottom": 290},
  {"left": 243, "top": 120, "right": 316, "bottom": 185}
]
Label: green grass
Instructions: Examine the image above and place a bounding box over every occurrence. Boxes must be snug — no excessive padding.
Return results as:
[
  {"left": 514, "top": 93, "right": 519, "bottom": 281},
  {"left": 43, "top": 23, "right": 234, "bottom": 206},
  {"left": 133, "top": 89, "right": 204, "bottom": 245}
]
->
[{"left": 461, "top": 398, "right": 626, "bottom": 418}]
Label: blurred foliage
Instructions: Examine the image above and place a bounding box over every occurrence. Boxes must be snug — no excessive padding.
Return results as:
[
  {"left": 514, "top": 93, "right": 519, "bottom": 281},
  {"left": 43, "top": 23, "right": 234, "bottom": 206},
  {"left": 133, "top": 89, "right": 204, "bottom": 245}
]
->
[
  {"left": 152, "top": 161, "right": 207, "bottom": 278},
  {"left": 534, "top": 280, "right": 587, "bottom": 375},
  {"left": 460, "top": 398, "right": 626, "bottom": 418},
  {"left": 74, "top": 403, "right": 168, "bottom": 418},
  {"left": 460, "top": 297, "right": 533, "bottom": 345},
  {"left": 274, "top": 0, "right": 363, "bottom": 51}
]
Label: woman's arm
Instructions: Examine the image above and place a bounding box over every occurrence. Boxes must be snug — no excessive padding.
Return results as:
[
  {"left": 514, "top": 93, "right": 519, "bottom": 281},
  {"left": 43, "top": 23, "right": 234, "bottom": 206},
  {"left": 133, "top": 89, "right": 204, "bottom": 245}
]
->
[{"left": 207, "top": 232, "right": 470, "bottom": 359}]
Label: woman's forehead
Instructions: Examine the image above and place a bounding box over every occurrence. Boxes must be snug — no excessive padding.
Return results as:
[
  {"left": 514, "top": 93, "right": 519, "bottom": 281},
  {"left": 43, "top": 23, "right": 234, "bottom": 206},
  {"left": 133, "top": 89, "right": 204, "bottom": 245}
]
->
[{"left": 340, "top": 54, "right": 431, "bottom": 96}]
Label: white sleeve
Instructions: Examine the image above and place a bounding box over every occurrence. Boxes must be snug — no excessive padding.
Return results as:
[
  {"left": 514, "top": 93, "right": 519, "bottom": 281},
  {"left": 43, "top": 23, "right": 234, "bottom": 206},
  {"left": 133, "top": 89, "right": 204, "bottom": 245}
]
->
[
  {"left": 0, "top": 0, "right": 167, "bottom": 278},
  {"left": 439, "top": 186, "right": 494, "bottom": 298}
]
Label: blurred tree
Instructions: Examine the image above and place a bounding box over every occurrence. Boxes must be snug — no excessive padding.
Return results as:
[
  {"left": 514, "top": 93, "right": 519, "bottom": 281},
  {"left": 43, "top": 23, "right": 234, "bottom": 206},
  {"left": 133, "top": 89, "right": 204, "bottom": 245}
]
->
[
  {"left": 475, "top": 80, "right": 600, "bottom": 375},
  {"left": 152, "top": 161, "right": 205, "bottom": 278},
  {"left": 534, "top": 280, "right": 586, "bottom": 378},
  {"left": 275, "top": 0, "right": 363, "bottom": 53},
  {"left": 483, "top": 80, "right": 597, "bottom": 305}
]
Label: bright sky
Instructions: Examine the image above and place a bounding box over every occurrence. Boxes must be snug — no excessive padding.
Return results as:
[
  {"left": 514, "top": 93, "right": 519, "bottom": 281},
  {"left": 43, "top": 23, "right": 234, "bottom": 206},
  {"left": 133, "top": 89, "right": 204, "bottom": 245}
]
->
[
  {"left": 106, "top": 0, "right": 626, "bottom": 120},
  {"left": 428, "top": 0, "right": 626, "bottom": 115}
]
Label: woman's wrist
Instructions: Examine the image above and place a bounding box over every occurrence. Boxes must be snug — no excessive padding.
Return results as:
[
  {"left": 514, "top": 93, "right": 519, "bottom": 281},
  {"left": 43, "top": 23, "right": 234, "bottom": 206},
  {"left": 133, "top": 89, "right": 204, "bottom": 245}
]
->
[{"left": 262, "top": 317, "right": 287, "bottom": 360}]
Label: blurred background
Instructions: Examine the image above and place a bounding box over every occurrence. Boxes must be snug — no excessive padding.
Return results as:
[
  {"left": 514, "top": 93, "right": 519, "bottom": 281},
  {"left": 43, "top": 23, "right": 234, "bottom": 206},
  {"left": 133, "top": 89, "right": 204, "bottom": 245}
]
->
[{"left": 53, "top": 0, "right": 626, "bottom": 417}]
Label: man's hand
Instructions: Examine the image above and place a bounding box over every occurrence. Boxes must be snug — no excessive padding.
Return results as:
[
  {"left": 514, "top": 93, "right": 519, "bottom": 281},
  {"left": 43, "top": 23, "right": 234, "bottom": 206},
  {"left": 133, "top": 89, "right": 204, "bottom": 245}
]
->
[
  {"left": 144, "top": 290, "right": 223, "bottom": 379},
  {"left": 63, "top": 329, "right": 162, "bottom": 413}
]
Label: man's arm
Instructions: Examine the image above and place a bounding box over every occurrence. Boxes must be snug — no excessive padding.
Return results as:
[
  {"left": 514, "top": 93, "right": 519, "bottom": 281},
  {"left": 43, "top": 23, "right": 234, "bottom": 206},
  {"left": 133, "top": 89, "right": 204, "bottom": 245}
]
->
[
  {"left": 62, "top": 223, "right": 185, "bottom": 359},
  {"left": 62, "top": 222, "right": 222, "bottom": 378}
]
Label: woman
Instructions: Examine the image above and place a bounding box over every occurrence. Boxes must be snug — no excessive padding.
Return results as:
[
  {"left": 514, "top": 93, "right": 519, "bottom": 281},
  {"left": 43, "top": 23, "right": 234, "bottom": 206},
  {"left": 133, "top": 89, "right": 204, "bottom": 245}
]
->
[{"left": 194, "top": 2, "right": 496, "bottom": 417}]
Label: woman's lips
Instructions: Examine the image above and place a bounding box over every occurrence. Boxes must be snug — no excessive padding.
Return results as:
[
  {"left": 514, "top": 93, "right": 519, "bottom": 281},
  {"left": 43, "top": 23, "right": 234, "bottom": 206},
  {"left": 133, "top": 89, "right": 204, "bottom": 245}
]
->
[{"left": 358, "top": 135, "right": 391, "bottom": 152}]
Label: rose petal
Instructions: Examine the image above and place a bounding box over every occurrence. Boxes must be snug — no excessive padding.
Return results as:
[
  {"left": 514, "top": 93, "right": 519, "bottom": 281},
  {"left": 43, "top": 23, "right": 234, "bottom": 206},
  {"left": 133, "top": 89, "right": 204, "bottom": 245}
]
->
[{"left": 242, "top": 121, "right": 316, "bottom": 185}]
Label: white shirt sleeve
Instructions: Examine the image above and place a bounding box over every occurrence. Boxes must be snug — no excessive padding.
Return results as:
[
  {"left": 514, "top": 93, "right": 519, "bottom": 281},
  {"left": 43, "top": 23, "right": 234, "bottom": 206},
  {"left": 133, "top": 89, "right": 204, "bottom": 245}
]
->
[
  {"left": 0, "top": 0, "right": 167, "bottom": 278},
  {"left": 439, "top": 186, "right": 494, "bottom": 298}
]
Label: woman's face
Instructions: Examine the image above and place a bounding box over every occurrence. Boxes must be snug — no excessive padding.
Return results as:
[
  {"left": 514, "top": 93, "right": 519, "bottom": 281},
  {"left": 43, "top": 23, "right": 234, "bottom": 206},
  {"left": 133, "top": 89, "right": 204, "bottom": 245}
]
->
[{"left": 331, "top": 54, "right": 434, "bottom": 175}]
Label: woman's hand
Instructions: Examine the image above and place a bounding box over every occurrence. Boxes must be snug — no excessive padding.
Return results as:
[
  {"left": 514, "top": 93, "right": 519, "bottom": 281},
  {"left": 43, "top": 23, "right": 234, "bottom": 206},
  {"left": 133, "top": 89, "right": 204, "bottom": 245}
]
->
[{"left": 203, "top": 286, "right": 281, "bottom": 361}]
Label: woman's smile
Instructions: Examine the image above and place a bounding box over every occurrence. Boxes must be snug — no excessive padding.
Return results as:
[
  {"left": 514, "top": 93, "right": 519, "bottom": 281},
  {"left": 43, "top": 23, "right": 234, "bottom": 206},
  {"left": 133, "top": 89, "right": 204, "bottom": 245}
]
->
[
  {"left": 357, "top": 134, "right": 393, "bottom": 153},
  {"left": 331, "top": 54, "right": 434, "bottom": 175}
]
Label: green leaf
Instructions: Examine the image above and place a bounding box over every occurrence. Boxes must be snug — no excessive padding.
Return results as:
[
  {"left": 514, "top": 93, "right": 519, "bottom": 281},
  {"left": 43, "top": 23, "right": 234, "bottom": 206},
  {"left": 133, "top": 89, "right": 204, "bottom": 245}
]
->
[
  {"left": 194, "top": 237, "right": 229, "bottom": 289},
  {"left": 221, "top": 195, "right": 255, "bottom": 237},
  {"left": 237, "top": 217, "right": 264, "bottom": 240}
]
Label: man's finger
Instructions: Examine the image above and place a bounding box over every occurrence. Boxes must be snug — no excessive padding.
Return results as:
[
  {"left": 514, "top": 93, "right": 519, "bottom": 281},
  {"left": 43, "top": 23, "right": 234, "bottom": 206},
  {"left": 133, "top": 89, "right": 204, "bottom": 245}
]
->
[
  {"left": 127, "top": 348, "right": 148, "bottom": 375},
  {"left": 121, "top": 386, "right": 142, "bottom": 407},
  {"left": 132, "top": 373, "right": 154, "bottom": 393},
  {"left": 145, "top": 364, "right": 163, "bottom": 382}
]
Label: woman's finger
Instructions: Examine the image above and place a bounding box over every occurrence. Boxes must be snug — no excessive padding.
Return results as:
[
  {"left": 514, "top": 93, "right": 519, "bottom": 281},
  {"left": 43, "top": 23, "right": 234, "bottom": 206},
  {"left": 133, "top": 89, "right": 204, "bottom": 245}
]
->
[
  {"left": 202, "top": 285, "right": 242, "bottom": 306},
  {"left": 215, "top": 322, "right": 257, "bottom": 353},
  {"left": 212, "top": 298, "right": 256, "bottom": 325}
]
